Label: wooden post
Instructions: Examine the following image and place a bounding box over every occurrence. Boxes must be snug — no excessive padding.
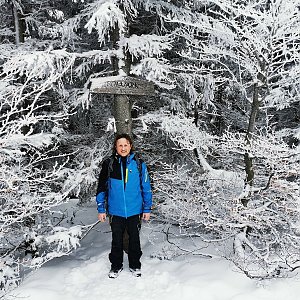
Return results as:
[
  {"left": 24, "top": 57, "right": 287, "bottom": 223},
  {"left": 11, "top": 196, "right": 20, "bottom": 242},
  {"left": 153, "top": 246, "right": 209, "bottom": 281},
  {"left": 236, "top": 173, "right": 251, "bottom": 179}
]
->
[
  {"left": 90, "top": 76, "right": 155, "bottom": 135},
  {"left": 113, "top": 94, "right": 132, "bottom": 135}
]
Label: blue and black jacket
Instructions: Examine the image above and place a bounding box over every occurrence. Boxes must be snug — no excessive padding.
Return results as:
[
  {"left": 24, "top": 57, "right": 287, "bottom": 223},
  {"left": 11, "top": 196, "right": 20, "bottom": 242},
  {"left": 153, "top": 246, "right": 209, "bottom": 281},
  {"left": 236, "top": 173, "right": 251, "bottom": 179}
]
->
[{"left": 96, "top": 153, "right": 152, "bottom": 218}]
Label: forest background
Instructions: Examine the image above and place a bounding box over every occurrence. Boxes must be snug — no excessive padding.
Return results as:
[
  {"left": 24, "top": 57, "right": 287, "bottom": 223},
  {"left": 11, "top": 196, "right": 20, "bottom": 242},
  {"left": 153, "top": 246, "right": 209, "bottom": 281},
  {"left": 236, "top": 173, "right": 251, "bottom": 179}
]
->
[{"left": 0, "top": 0, "right": 300, "bottom": 297}]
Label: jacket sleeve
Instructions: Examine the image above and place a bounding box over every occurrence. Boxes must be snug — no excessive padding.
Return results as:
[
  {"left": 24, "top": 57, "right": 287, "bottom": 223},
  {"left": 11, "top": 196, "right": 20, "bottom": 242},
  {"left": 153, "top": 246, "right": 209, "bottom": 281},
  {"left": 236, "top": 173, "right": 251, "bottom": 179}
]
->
[
  {"left": 141, "top": 162, "right": 152, "bottom": 213},
  {"left": 95, "top": 158, "right": 109, "bottom": 213}
]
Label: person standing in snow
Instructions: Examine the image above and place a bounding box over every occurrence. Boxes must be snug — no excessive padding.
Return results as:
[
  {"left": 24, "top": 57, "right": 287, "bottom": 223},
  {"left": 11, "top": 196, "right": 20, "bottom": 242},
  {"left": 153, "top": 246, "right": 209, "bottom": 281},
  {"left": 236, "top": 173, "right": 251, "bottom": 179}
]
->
[{"left": 96, "top": 133, "right": 152, "bottom": 278}]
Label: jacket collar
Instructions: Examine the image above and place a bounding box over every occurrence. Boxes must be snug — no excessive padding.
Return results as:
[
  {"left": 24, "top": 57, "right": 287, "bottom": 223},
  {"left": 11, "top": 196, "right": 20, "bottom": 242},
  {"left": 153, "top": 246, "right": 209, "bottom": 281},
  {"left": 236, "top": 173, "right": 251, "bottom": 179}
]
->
[{"left": 116, "top": 153, "right": 135, "bottom": 164}]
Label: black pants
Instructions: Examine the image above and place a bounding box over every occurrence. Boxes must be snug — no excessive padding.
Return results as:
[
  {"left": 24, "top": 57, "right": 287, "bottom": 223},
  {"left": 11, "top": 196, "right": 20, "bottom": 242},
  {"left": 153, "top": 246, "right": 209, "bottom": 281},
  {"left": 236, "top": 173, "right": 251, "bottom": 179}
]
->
[{"left": 109, "top": 214, "right": 142, "bottom": 270}]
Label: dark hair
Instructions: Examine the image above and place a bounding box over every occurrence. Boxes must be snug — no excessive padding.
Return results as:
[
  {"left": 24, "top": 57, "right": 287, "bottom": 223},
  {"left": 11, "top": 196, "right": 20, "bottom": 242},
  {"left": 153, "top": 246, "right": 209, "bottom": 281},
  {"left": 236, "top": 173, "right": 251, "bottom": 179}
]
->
[{"left": 113, "top": 133, "right": 134, "bottom": 154}]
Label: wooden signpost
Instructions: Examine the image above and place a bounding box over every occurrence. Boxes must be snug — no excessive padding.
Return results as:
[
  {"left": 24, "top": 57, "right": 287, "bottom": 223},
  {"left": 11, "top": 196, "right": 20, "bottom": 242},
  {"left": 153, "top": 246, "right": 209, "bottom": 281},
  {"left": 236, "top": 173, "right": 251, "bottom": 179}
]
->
[
  {"left": 90, "top": 76, "right": 155, "bottom": 135},
  {"left": 90, "top": 76, "right": 155, "bottom": 96}
]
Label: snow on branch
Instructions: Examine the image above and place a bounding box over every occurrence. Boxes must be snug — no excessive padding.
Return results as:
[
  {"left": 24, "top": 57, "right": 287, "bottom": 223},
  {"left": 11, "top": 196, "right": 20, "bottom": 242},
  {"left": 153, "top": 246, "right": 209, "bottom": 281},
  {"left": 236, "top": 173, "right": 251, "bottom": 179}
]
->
[
  {"left": 141, "top": 111, "right": 244, "bottom": 191},
  {"left": 0, "top": 49, "right": 73, "bottom": 139},
  {"left": 121, "top": 0, "right": 138, "bottom": 18},
  {"left": 2, "top": 48, "right": 75, "bottom": 79},
  {"left": 85, "top": 1, "right": 126, "bottom": 44},
  {"left": 135, "top": 0, "right": 196, "bottom": 29},
  {"left": 45, "top": 226, "right": 82, "bottom": 253},
  {"left": 131, "top": 57, "right": 175, "bottom": 88},
  {"left": 160, "top": 113, "right": 215, "bottom": 171},
  {"left": 120, "top": 34, "right": 173, "bottom": 59},
  {"left": 176, "top": 0, "right": 300, "bottom": 110},
  {"left": 0, "top": 44, "right": 83, "bottom": 295},
  {"left": 74, "top": 49, "right": 119, "bottom": 77},
  {"left": 219, "top": 128, "right": 300, "bottom": 177}
]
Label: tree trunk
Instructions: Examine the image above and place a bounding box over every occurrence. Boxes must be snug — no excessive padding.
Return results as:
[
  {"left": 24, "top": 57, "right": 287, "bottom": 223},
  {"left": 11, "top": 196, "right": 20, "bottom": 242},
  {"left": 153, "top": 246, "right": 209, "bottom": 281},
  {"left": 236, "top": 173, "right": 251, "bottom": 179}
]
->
[
  {"left": 113, "top": 94, "right": 132, "bottom": 135},
  {"left": 110, "top": 15, "right": 132, "bottom": 136},
  {"left": 242, "top": 82, "right": 260, "bottom": 206},
  {"left": 246, "top": 82, "right": 260, "bottom": 141},
  {"left": 12, "top": 0, "right": 25, "bottom": 45}
]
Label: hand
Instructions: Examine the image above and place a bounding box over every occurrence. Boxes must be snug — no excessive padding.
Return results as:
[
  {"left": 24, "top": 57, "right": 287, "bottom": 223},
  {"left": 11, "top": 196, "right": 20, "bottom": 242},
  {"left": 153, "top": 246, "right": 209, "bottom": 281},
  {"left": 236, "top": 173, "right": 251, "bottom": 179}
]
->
[
  {"left": 98, "top": 213, "right": 107, "bottom": 222},
  {"left": 142, "top": 213, "right": 150, "bottom": 221}
]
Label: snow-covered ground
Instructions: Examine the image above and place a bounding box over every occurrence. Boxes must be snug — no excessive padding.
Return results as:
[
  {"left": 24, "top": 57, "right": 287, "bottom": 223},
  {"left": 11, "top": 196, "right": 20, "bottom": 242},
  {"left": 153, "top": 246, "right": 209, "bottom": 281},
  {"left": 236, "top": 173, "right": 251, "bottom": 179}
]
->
[{"left": 9, "top": 202, "right": 300, "bottom": 300}]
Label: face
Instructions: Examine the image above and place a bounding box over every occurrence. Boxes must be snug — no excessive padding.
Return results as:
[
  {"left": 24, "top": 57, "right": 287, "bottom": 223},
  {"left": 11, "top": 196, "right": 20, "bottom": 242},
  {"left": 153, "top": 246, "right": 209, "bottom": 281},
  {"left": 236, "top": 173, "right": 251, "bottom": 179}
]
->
[{"left": 115, "top": 138, "right": 132, "bottom": 157}]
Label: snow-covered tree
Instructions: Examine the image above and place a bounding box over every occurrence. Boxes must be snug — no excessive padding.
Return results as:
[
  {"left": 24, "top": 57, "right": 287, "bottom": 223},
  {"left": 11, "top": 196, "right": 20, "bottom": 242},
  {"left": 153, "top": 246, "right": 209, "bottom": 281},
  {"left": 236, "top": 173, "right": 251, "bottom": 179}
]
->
[
  {"left": 144, "top": 0, "right": 300, "bottom": 278},
  {"left": 0, "top": 45, "right": 75, "bottom": 295}
]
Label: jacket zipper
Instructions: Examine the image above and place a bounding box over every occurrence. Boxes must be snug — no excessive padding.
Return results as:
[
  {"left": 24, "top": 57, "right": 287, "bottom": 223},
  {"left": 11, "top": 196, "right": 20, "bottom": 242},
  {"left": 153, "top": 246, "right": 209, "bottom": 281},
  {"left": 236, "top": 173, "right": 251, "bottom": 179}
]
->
[{"left": 120, "top": 158, "right": 127, "bottom": 218}]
